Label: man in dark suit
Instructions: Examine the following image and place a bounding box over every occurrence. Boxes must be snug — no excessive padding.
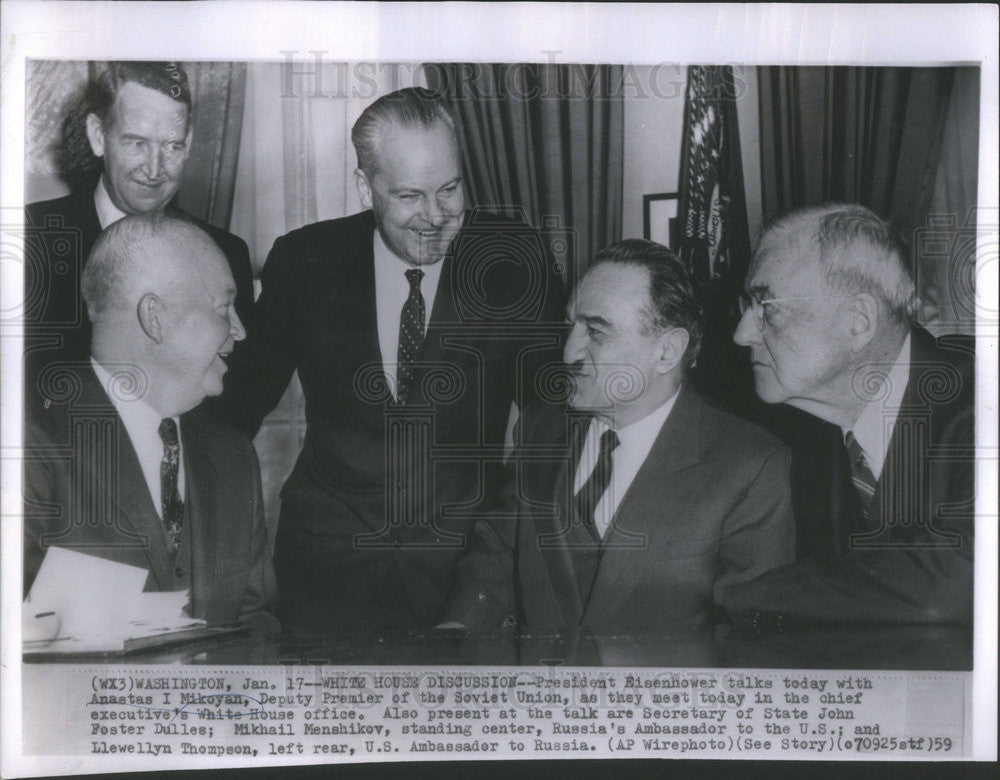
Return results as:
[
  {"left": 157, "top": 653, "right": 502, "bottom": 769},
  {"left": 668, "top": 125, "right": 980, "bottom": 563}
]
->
[
  {"left": 216, "top": 88, "right": 564, "bottom": 632},
  {"left": 444, "top": 240, "right": 796, "bottom": 632},
  {"left": 723, "top": 203, "right": 974, "bottom": 626},
  {"left": 24, "top": 61, "right": 253, "bottom": 392},
  {"left": 23, "top": 214, "right": 276, "bottom": 629}
]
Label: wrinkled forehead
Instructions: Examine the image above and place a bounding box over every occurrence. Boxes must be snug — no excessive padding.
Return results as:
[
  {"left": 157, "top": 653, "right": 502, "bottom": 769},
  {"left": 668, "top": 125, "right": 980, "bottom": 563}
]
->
[{"left": 748, "top": 226, "right": 821, "bottom": 293}]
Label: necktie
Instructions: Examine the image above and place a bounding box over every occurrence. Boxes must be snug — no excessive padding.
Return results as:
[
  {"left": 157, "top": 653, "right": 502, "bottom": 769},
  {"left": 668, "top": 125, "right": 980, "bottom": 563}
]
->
[
  {"left": 158, "top": 418, "right": 184, "bottom": 553},
  {"left": 844, "top": 429, "right": 876, "bottom": 516},
  {"left": 396, "top": 268, "right": 425, "bottom": 404},
  {"left": 574, "top": 428, "right": 620, "bottom": 542}
]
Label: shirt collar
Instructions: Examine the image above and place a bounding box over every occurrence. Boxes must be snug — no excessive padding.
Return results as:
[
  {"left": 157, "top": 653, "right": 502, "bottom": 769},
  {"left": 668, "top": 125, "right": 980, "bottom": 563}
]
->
[
  {"left": 372, "top": 229, "right": 446, "bottom": 287},
  {"left": 93, "top": 178, "right": 129, "bottom": 230},
  {"left": 842, "top": 334, "right": 911, "bottom": 476},
  {"left": 591, "top": 386, "right": 681, "bottom": 450},
  {"left": 90, "top": 357, "right": 174, "bottom": 433}
]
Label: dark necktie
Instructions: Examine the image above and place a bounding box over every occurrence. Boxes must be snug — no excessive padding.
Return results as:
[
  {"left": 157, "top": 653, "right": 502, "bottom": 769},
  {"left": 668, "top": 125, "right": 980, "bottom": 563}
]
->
[
  {"left": 844, "top": 429, "right": 877, "bottom": 517},
  {"left": 574, "top": 428, "right": 620, "bottom": 543},
  {"left": 158, "top": 418, "right": 184, "bottom": 553},
  {"left": 396, "top": 268, "right": 425, "bottom": 404}
]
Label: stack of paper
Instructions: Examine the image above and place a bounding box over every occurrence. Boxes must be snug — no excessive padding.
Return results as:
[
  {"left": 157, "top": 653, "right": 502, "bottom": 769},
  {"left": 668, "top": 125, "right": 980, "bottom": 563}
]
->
[{"left": 23, "top": 547, "right": 205, "bottom": 653}]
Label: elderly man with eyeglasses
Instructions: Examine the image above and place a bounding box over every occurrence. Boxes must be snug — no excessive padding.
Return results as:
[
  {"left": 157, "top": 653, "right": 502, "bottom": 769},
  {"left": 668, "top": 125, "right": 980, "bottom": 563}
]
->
[{"left": 722, "top": 203, "right": 975, "bottom": 629}]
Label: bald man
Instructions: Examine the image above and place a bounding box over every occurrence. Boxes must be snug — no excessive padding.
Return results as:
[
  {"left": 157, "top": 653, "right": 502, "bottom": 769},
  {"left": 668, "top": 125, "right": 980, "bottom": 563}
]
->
[{"left": 23, "top": 214, "right": 277, "bottom": 630}]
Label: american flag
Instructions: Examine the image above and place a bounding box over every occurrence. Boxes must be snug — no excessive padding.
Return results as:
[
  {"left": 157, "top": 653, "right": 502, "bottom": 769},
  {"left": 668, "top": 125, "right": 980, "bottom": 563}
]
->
[{"left": 676, "top": 66, "right": 751, "bottom": 285}]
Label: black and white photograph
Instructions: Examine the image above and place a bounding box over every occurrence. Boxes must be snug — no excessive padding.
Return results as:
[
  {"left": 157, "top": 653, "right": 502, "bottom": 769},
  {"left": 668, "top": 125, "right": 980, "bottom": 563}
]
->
[{"left": 2, "top": 2, "right": 996, "bottom": 774}]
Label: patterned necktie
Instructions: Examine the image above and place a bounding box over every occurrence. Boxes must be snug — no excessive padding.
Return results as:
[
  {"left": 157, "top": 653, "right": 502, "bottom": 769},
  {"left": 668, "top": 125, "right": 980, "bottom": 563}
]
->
[
  {"left": 158, "top": 418, "right": 184, "bottom": 553},
  {"left": 396, "top": 268, "right": 425, "bottom": 404},
  {"left": 574, "top": 428, "right": 620, "bottom": 542},
  {"left": 844, "top": 429, "right": 877, "bottom": 516}
]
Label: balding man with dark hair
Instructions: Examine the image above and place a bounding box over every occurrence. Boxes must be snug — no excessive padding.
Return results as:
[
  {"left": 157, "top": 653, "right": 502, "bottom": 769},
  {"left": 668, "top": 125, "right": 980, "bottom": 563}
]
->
[
  {"left": 215, "top": 87, "right": 565, "bottom": 633},
  {"left": 445, "top": 240, "right": 795, "bottom": 632},
  {"left": 24, "top": 61, "right": 253, "bottom": 390},
  {"left": 723, "top": 203, "right": 975, "bottom": 627},
  {"left": 23, "top": 215, "right": 276, "bottom": 631}
]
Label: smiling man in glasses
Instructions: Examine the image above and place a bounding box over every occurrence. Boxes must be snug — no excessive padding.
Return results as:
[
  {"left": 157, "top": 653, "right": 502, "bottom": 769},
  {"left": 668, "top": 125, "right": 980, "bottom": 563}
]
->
[{"left": 723, "top": 203, "right": 974, "bottom": 628}]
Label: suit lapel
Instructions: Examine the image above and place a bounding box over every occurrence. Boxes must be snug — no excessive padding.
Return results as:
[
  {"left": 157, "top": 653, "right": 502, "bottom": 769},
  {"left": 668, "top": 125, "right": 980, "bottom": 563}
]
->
[
  {"left": 583, "top": 386, "right": 703, "bottom": 626},
  {"left": 864, "top": 328, "right": 936, "bottom": 537},
  {"left": 411, "top": 250, "right": 459, "bottom": 403},
  {"left": 76, "top": 367, "right": 172, "bottom": 589},
  {"left": 533, "top": 411, "right": 589, "bottom": 625},
  {"left": 78, "top": 190, "right": 103, "bottom": 253},
  {"left": 180, "top": 415, "right": 218, "bottom": 618},
  {"left": 339, "top": 214, "right": 383, "bottom": 376}
]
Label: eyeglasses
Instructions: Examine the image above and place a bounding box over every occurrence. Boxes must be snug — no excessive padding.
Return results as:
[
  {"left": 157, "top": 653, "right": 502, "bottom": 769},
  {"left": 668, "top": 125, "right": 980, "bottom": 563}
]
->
[{"left": 738, "top": 291, "right": 849, "bottom": 331}]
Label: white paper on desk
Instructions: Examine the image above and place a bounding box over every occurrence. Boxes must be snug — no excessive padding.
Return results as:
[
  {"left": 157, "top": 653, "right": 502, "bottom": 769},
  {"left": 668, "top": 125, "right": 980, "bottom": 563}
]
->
[
  {"left": 24, "top": 547, "right": 197, "bottom": 640},
  {"left": 127, "top": 591, "right": 193, "bottom": 629}
]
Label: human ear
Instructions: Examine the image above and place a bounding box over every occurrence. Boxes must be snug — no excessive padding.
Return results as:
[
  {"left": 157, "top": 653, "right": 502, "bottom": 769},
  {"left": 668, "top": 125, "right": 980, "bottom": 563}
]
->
[
  {"left": 355, "top": 169, "right": 373, "bottom": 209},
  {"left": 656, "top": 328, "right": 690, "bottom": 374},
  {"left": 137, "top": 294, "right": 164, "bottom": 344},
  {"left": 85, "top": 113, "right": 106, "bottom": 158},
  {"left": 849, "top": 293, "right": 879, "bottom": 352}
]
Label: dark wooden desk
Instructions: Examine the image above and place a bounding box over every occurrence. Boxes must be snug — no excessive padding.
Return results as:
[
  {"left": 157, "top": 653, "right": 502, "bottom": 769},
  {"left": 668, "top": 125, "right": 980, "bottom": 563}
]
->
[{"left": 23, "top": 623, "right": 972, "bottom": 669}]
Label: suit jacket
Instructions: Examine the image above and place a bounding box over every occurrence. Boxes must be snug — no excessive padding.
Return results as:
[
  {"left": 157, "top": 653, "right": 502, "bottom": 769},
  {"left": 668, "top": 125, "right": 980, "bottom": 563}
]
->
[
  {"left": 722, "top": 328, "right": 975, "bottom": 626},
  {"left": 214, "top": 208, "right": 565, "bottom": 630},
  {"left": 23, "top": 365, "right": 277, "bottom": 628},
  {"left": 445, "top": 385, "right": 796, "bottom": 632},
  {"left": 23, "top": 189, "right": 255, "bottom": 390}
]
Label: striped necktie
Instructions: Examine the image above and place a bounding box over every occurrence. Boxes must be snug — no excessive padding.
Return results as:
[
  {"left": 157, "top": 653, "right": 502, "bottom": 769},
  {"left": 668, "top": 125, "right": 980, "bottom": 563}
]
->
[
  {"left": 574, "top": 428, "right": 620, "bottom": 543},
  {"left": 844, "top": 429, "right": 876, "bottom": 516}
]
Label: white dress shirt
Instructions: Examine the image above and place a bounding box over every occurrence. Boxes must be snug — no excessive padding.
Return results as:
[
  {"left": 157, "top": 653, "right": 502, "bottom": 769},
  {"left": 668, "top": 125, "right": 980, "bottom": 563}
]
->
[
  {"left": 93, "top": 179, "right": 128, "bottom": 230},
  {"left": 91, "top": 359, "right": 184, "bottom": 517},
  {"left": 841, "top": 334, "right": 911, "bottom": 480},
  {"left": 573, "top": 390, "right": 681, "bottom": 538},
  {"left": 373, "top": 230, "right": 444, "bottom": 399}
]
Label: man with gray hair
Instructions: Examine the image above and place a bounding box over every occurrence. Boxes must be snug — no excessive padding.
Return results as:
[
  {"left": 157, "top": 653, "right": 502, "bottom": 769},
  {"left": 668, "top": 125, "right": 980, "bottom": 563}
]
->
[
  {"left": 216, "top": 87, "right": 564, "bottom": 633},
  {"left": 723, "top": 203, "right": 974, "bottom": 627},
  {"left": 24, "top": 214, "right": 276, "bottom": 630}
]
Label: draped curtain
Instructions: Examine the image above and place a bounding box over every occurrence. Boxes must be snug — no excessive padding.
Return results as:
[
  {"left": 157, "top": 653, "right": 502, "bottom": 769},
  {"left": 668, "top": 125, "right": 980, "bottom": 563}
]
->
[
  {"left": 424, "top": 63, "right": 624, "bottom": 287},
  {"left": 758, "top": 66, "right": 979, "bottom": 335},
  {"left": 174, "top": 63, "right": 247, "bottom": 230},
  {"left": 760, "top": 67, "right": 952, "bottom": 232},
  {"left": 24, "top": 61, "right": 90, "bottom": 203}
]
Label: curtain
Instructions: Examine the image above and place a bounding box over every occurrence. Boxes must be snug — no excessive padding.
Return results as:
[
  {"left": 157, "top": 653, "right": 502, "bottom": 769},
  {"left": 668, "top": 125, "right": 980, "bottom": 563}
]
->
[
  {"left": 758, "top": 66, "right": 979, "bottom": 336},
  {"left": 759, "top": 67, "right": 953, "bottom": 233},
  {"left": 230, "top": 61, "right": 427, "bottom": 531},
  {"left": 424, "top": 63, "right": 624, "bottom": 287},
  {"left": 922, "top": 68, "right": 980, "bottom": 336},
  {"left": 174, "top": 63, "right": 247, "bottom": 230},
  {"left": 24, "top": 61, "right": 90, "bottom": 203}
]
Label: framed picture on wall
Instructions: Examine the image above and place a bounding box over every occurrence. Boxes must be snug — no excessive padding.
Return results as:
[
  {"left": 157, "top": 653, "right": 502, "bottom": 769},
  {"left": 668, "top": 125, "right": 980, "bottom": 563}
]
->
[{"left": 643, "top": 192, "right": 679, "bottom": 249}]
